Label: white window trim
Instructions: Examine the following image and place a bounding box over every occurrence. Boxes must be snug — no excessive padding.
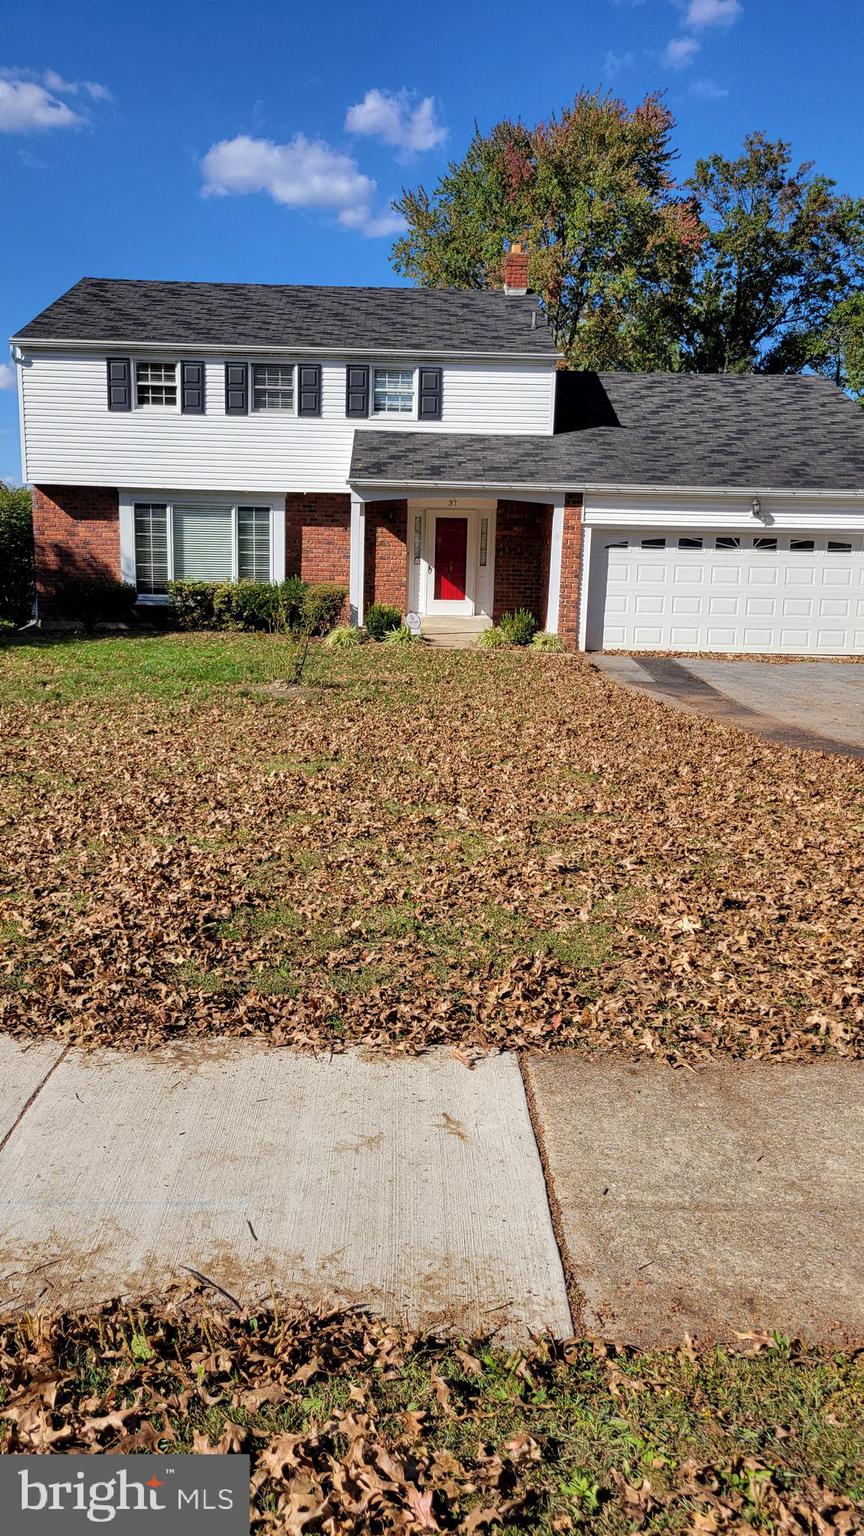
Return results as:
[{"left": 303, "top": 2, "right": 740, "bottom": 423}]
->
[
  {"left": 120, "top": 490, "right": 284, "bottom": 601},
  {"left": 370, "top": 364, "right": 418, "bottom": 420},
  {"left": 133, "top": 358, "right": 180, "bottom": 413},
  {"left": 250, "top": 361, "right": 298, "bottom": 416}
]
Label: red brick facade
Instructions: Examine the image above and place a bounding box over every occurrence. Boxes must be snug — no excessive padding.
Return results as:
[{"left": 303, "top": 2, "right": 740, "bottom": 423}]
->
[
  {"left": 364, "top": 499, "right": 408, "bottom": 610},
  {"left": 284, "top": 493, "right": 351, "bottom": 587},
  {"left": 32, "top": 485, "right": 120, "bottom": 614},
  {"left": 492, "top": 499, "right": 553, "bottom": 626},
  {"left": 557, "top": 493, "right": 584, "bottom": 649}
]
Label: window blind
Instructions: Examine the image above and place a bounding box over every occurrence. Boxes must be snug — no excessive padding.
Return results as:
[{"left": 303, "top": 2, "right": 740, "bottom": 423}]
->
[
  {"left": 134, "top": 503, "right": 169, "bottom": 593},
  {"left": 238, "top": 506, "right": 271, "bottom": 581},
  {"left": 172, "top": 504, "right": 233, "bottom": 581}
]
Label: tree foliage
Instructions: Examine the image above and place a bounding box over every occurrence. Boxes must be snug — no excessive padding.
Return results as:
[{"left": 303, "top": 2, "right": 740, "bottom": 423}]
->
[
  {"left": 391, "top": 92, "right": 702, "bottom": 369},
  {"left": 682, "top": 134, "right": 864, "bottom": 375},
  {"left": 391, "top": 105, "right": 864, "bottom": 389},
  {"left": 0, "top": 483, "right": 34, "bottom": 626}
]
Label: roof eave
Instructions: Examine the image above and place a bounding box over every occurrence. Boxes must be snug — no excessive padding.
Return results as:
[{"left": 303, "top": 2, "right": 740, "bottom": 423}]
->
[
  {"left": 349, "top": 474, "right": 864, "bottom": 500},
  {"left": 10, "top": 334, "right": 560, "bottom": 362}
]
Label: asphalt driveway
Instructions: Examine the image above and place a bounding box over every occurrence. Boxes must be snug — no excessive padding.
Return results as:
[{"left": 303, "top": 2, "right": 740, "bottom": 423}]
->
[{"left": 593, "top": 657, "right": 864, "bottom": 756}]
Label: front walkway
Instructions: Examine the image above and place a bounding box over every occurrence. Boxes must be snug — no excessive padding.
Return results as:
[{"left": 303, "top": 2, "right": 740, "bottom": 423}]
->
[
  {"left": 593, "top": 656, "right": 864, "bottom": 756},
  {"left": 1, "top": 1038, "right": 862, "bottom": 1344}
]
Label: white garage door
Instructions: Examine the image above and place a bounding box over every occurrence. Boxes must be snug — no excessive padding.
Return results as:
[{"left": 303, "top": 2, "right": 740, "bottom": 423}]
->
[{"left": 587, "top": 530, "right": 864, "bottom": 655}]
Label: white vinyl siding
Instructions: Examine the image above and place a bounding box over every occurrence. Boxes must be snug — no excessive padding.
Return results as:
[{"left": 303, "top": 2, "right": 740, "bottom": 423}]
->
[
  {"left": 238, "top": 505, "right": 271, "bottom": 580},
  {"left": 135, "top": 361, "right": 177, "bottom": 408},
  {"left": 172, "top": 503, "right": 233, "bottom": 581},
  {"left": 19, "top": 353, "right": 557, "bottom": 491},
  {"left": 133, "top": 503, "right": 169, "bottom": 594},
  {"left": 252, "top": 364, "right": 294, "bottom": 411},
  {"left": 373, "top": 368, "right": 414, "bottom": 415}
]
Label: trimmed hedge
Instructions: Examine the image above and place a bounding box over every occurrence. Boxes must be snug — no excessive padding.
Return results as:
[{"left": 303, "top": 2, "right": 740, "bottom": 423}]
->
[
  {"left": 54, "top": 576, "right": 138, "bottom": 630},
  {"left": 167, "top": 578, "right": 345, "bottom": 635}
]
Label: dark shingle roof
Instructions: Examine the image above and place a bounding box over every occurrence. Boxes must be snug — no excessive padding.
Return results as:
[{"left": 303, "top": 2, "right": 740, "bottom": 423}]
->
[
  {"left": 13, "top": 278, "right": 555, "bottom": 356},
  {"left": 350, "top": 372, "right": 864, "bottom": 492}
]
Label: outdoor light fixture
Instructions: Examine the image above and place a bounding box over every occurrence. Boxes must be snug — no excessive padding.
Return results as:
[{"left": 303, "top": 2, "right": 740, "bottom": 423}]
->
[{"left": 751, "top": 495, "right": 763, "bottom": 520}]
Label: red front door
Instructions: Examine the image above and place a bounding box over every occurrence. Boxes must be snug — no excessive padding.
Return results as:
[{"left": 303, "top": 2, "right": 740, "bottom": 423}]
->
[{"left": 434, "top": 517, "right": 468, "bottom": 601}]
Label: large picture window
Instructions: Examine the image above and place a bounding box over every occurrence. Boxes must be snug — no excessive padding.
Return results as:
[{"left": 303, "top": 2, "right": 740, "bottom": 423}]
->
[
  {"left": 133, "top": 500, "right": 273, "bottom": 593},
  {"left": 372, "top": 368, "right": 414, "bottom": 415}
]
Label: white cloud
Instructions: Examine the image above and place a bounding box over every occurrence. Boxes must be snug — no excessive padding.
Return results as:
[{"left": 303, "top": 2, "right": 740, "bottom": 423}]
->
[
  {"left": 345, "top": 89, "right": 446, "bottom": 154},
  {"left": 605, "top": 49, "right": 635, "bottom": 76},
  {"left": 0, "top": 67, "right": 111, "bottom": 132},
  {"left": 201, "top": 133, "right": 400, "bottom": 238},
  {"left": 0, "top": 363, "right": 16, "bottom": 390},
  {"left": 684, "top": 0, "right": 741, "bottom": 26},
  {"left": 0, "top": 77, "right": 83, "bottom": 131},
  {"left": 664, "top": 35, "right": 701, "bottom": 67},
  {"left": 690, "top": 77, "right": 730, "bottom": 98}
]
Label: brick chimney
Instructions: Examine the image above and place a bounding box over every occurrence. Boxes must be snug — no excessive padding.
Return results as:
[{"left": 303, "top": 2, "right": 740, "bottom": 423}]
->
[{"left": 503, "top": 241, "right": 529, "bottom": 296}]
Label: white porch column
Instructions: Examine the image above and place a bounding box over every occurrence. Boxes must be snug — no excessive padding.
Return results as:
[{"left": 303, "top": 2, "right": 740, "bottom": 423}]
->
[
  {"left": 545, "top": 495, "right": 566, "bottom": 634},
  {"left": 349, "top": 492, "right": 365, "bottom": 626}
]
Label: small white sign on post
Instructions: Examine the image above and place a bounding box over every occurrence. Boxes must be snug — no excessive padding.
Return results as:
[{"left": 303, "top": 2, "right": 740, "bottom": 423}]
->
[{"left": 405, "top": 611, "right": 422, "bottom": 635}]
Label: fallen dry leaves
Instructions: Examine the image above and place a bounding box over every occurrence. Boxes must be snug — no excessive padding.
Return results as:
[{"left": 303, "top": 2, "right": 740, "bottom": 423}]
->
[
  {"left": 0, "top": 1293, "right": 861, "bottom": 1533},
  {"left": 1, "top": 642, "right": 862, "bottom": 1058}
]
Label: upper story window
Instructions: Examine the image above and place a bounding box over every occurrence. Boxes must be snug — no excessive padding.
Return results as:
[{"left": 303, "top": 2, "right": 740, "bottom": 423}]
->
[
  {"left": 373, "top": 368, "right": 414, "bottom": 415},
  {"left": 252, "top": 363, "right": 294, "bottom": 411},
  {"left": 136, "top": 361, "right": 177, "bottom": 408}
]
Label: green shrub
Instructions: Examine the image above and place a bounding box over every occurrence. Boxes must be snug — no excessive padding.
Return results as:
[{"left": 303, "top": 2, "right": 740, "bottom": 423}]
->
[
  {"left": 0, "top": 485, "right": 34, "bottom": 626},
  {"left": 302, "top": 583, "right": 346, "bottom": 636},
  {"left": 382, "top": 623, "right": 417, "bottom": 645},
  {"left": 167, "top": 581, "right": 219, "bottom": 629},
  {"left": 476, "top": 625, "right": 510, "bottom": 649},
  {"left": 364, "top": 602, "right": 403, "bottom": 641},
  {"left": 499, "top": 608, "right": 538, "bottom": 646},
  {"left": 531, "top": 631, "right": 566, "bottom": 652},
  {"left": 170, "top": 578, "right": 310, "bottom": 633},
  {"left": 55, "top": 576, "right": 138, "bottom": 630},
  {"left": 0, "top": 618, "right": 16, "bottom": 643},
  {"left": 323, "top": 624, "right": 365, "bottom": 648}
]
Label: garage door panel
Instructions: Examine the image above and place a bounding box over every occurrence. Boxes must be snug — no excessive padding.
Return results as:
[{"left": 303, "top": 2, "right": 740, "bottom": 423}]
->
[
  {"left": 745, "top": 596, "right": 778, "bottom": 617},
  {"left": 589, "top": 526, "right": 862, "bottom": 655}
]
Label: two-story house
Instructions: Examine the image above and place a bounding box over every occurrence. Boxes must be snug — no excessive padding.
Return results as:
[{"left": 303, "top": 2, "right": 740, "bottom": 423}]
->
[{"left": 11, "top": 249, "right": 864, "bottom": 654}]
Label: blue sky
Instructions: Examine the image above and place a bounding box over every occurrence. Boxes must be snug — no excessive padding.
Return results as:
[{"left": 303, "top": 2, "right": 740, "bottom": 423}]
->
[{"left": 2, "top": 0, "right": 862, "bottom": 481}]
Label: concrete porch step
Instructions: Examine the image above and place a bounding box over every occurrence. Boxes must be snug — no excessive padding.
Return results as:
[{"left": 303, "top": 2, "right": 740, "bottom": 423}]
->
[{"left": 420, "top": 616, "right": 492, "bottom": 650}]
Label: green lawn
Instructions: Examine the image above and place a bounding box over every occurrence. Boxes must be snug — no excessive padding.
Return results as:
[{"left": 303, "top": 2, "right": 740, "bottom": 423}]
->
[
  {"left": 1, "top": 631, "right": 862, "bottom": 1058},
  {"left": 1, "top": 1299, "right": 861, "bottom": 1532}
]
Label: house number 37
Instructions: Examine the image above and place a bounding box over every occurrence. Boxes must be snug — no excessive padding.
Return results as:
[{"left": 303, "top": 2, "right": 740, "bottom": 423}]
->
[{"left": 447, "top": 498, "right": 459, "bottom": 507}]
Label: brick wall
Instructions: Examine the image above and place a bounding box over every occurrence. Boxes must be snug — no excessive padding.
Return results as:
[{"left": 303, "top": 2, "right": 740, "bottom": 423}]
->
[
  {"left": 284, "top": 493, "right": 351, "bottom": 591},
  {"left": 492, "top": 500, "right": 552, "bottom": 625},
  {"left": 557, "top": 493, "right": 584, "bottom": 649},
  {"left": 365, "top": 499, "right": 407, "bottom": 611},
  {"left": 32, "top": 485, "right": 120, "bottom": 614}
]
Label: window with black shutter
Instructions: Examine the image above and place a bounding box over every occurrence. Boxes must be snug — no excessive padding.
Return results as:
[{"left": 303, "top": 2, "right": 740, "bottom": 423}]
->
[
  {"left": 181, "top": 361, "right": 206, "bottom": 415},
  {"left": 418, "top": 366, "right": 442, "bottom": 420},
  {"left": 345, "top": 364, "right": 370, "bottom": 418},
  {"left": 225, "top": 362, "right": 249, "bottom": 414},
  {"left": 298, "top": 364, "right": 322, "bottom": 417},
  {"left": 106, "top": 357, "right": 132, "bottom": 411}
]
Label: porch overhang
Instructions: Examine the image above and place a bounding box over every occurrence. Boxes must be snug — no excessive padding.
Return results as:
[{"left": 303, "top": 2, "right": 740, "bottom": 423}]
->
[{"left": 348, "top": 429, "right": 577, "bottom": 500}]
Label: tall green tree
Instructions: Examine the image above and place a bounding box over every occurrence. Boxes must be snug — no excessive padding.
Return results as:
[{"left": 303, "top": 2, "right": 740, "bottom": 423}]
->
[
  {"left": 802, "top": 293, "right": 864, "bottom": 403},
  {"left": 390, "top": 92, "right": 703, "bottom": 369},
  {"left": 682, "top": 134, "right": 864, "bottom": 374}
]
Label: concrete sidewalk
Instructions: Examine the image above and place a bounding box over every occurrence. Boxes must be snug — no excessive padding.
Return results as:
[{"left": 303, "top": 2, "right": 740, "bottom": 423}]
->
[
  {"left": 1, "top": 1037, "right": 862, "bottom": 1345},
  {"left": 0, "top": 1038, "right": 571, "bottom": 1341}
]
